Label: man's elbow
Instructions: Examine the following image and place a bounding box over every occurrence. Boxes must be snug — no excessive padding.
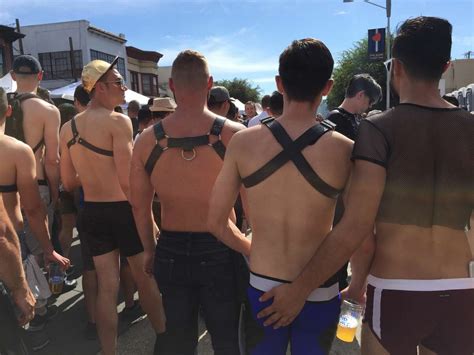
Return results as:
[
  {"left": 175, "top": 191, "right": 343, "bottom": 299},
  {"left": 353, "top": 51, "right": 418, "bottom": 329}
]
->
[
  {"left": 45, "top": 156, "right": 60, "bottom": 169},
  {"left": 207, "top": 215, "right": 221, "bottom": 237}
]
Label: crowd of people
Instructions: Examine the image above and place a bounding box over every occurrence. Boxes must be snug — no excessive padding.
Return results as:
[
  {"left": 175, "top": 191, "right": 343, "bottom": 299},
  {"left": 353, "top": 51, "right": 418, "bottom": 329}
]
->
[{"left": 0, "top": 15, "right": 473, "bottom": 355}]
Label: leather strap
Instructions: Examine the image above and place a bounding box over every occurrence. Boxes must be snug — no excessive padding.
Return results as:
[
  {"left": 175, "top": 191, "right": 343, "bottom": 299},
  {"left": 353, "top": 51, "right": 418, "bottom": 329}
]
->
[
  {"left": 0, "top": 184, "right": 18, "bottom": 193},
  {"left": 67, "top": 118, "right": 113, "bottom": 157},
  {"left": 144, "top": 117, "right": 227, "bottom": 176},
  {"left": 242, "top": 119, "right": 342, "bottom": 199}
]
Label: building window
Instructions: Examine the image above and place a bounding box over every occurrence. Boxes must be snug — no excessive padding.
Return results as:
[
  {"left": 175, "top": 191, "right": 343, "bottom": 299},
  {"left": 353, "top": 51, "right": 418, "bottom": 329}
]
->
[
  {"left": 0, "top": 46, "right": 5, "bottom": 76},
  {"left": 90, "top": 50, "right": 126, "bottom": 80},
  {"left": 141, "top": 73, "right": 158, "bottom": 97},
  {"left": 130, "top": 71, "right": 139, "bottom": 92},
  {"left": 38, "top": 50, "right": 83, "bottom": 80}
]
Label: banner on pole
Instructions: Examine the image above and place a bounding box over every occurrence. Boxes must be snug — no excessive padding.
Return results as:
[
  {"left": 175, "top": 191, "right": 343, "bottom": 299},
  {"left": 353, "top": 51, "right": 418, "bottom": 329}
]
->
[{"left": 368, "top": 28, "right": 386, "bottom": 61}]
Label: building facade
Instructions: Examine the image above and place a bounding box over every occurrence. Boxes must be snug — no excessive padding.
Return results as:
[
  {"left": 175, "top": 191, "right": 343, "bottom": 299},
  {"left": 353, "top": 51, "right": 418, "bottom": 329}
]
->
[
  {"left": 14, "top": 20, "right": 128, "bottom": 90},
  {"left": 126, "top": 46, "right": 162, "bottom": 98},
  {"left": 0, "top": 25, "right": 25, "bottom": 77}
]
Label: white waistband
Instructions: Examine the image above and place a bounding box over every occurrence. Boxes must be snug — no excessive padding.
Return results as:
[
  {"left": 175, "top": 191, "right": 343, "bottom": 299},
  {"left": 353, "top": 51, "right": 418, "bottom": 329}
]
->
[
  {"left": 250, "top": 273, "right": 339, "bottom": 302},
  {"left": 367, "top": 274, "right": 474, "bottom": 291}
]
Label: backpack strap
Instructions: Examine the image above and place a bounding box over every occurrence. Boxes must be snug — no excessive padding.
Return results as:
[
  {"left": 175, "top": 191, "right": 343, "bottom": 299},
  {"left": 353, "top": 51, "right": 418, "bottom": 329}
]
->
[{"left": 242, "top": 119, "right": 342, "bottom": 199}]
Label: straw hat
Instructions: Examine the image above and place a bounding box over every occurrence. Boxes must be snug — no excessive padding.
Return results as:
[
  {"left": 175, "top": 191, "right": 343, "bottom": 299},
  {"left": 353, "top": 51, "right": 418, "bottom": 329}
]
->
[{"left": 149, "top": 97, "right": 177, "bottom": 112}]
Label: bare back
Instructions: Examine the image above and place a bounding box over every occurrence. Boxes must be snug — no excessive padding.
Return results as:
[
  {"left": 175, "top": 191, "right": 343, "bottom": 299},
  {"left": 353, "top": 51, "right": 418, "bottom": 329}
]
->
[
  {"left": 234, "top": 119, "right": 353, "bottom": 280},
  {"left": 137, "top": 112, "right": 243, "bottom": 231},
  {"left": 60, "top": 107, "right": 131, "bottom": 202},
  {"left": 21, "top": 98, "right": 59, "bottom": 180},
  {"left": 0, "top": 136, "right": 24, "bottom": 229}
]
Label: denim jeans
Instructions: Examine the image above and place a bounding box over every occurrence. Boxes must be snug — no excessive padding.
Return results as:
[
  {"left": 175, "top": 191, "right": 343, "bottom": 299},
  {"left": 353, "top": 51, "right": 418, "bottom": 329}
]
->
[{"left": 153, "top": 231, "right": 240, "bottom": 355}]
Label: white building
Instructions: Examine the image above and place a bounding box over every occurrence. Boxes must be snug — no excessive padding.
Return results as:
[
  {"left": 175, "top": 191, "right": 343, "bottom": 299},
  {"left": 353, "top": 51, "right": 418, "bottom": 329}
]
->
[
  {"left": 157, "top": 65, "right": 172, "bottom": 97},
  {"left": 15, "top": 20, "right": 128, "bottom": 90}
]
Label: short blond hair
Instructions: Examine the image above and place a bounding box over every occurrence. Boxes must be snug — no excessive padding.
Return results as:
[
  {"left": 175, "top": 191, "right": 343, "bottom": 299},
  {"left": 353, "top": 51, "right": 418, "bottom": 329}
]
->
[{"left": 171, "top": 50, "right": 209, "bottom": 90}]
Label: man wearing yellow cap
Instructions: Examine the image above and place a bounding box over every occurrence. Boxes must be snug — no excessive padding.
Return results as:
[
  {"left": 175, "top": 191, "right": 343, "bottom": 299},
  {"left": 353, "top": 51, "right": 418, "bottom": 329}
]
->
[{"left": 59, "top": 58, "right": 165, "bottom": 355}]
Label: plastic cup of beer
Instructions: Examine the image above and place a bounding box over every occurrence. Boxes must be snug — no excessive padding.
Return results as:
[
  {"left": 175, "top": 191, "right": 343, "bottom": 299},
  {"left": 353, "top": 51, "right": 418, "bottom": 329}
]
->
[
  {"left": 336, "top": 299, "right": 364, "bottom": 342},
  {"left": 49, "top": 263, "right": 64, "bottom": 295}
]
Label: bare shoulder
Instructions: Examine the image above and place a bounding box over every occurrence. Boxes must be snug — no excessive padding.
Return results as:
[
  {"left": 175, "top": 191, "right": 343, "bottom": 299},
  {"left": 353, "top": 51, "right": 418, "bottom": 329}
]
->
[
  {"left": 0, "top": 135, "right": 33, "bottom": 159},
  {"left": 59, "top": 120, "right": 73, "bottom": 140},
  {"left": 221, "top": 118, "right": 246, "bottom": 145},
  {"left": 323, "top": 130, "right": 354, "bottom": 157},
  {"left": 24, "top": 97, "right": 59, "bottom": 116}
]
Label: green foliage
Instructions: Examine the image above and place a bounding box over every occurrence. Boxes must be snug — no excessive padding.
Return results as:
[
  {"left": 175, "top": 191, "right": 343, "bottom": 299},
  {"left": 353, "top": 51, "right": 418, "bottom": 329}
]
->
[
  {"left": 327, "top": 38, "right": 387, "bottom": 110},
  {"left": 214, "top": 78, "right": 261, "bottom": 103}
]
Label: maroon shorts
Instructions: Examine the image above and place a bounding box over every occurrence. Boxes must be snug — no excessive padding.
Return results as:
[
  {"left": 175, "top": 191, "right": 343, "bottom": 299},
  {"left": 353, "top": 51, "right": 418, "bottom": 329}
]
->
[{"left": 363, "top": 275, "right": 474, "bottom": 355}]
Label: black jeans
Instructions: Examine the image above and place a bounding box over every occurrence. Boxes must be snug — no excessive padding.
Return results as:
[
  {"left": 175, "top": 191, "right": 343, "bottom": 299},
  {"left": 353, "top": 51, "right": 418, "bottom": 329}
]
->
[
  {"left": 0, "top": 282, "right": 29, "bottom": 355},
  {"left": 153, "top": 231, "right": 240, "bottom": 355}
]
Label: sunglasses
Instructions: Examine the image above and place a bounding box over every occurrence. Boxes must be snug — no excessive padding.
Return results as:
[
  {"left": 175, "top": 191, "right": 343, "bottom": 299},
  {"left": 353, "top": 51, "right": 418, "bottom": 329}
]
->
[
  {"left": 384, "top": 58, "right": 393, "bottom": 72},
  {"left": 102, "top": 78, "right": 126, "bottom": 88}
]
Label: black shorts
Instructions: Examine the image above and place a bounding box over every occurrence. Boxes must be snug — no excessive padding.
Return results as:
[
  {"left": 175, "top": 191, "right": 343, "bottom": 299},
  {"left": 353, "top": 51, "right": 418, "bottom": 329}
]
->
[{"left": 82, "top": 201, "right": 144, "bottom": 258}]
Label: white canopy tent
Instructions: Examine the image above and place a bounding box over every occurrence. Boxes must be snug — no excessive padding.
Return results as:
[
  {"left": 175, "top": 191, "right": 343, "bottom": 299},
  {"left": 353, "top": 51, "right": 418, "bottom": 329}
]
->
[
  {"left": 50, "top": 81, "right": 150, "bottom": 106},
  {"left": 0, "top": 72, "right": 17, "bottom": 93}
]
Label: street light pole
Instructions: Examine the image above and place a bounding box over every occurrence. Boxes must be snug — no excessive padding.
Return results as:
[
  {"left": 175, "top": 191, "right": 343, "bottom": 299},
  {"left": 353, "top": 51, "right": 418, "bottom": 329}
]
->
[{"left": 343, "top": 0, "right": 392, "bottom": 109}]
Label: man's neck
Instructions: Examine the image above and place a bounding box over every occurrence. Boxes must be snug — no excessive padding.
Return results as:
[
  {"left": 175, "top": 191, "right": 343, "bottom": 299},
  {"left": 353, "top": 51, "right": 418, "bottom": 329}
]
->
[
  {"left": 16, "top": 85, "right": 37, "bottom": 95},
  {"left": 278, "top": 99, "right": 321, "bottom": 125},
  {"left": 90, "top": 99, "right": 115, "bottom": 112},
  {"left": 0, "top": 120, "right": 5, "bottom": 135},
  {"left": 399, "top": 79, "right": 448, "bottom": 108},
  {"left": 339, "top": 99, "right": 358, "bottom": 115}
]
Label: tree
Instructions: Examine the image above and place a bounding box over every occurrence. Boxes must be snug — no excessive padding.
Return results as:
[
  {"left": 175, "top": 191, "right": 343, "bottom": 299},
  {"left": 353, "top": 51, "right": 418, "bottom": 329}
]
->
[
  {"left": 326, "top": 38, "right": 388, "bottom": 110},
  {"left": 214, "top": 78, "right": 261, "bottom": 103}
]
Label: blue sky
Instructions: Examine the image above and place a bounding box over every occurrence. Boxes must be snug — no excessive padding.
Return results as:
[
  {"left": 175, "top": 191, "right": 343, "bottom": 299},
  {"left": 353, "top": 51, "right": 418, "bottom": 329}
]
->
[{"left": 2, "top": 0, "right": 473, "bottom": 95}]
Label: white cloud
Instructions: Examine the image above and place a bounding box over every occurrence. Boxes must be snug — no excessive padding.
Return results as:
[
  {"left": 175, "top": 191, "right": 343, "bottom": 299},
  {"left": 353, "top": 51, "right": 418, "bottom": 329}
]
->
[
  {"left": 251, "top": 77, "right": 276, "bottom": 84},
  {"left": 158, "top": 28, "right": 278, "bottom": 76},
  {"left": 334, "top": 10, "right": 348, "bottom": 15}
]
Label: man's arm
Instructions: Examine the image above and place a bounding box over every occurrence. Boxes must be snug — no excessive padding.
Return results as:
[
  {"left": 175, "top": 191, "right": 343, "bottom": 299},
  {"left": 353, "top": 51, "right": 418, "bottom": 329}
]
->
[
  {"left": 258, "top": 160, "right": 386, "bottom": 327},
  {"left": 59, "top": 123, "right": 81, "bottom": 192},
  {"left": 112, "top": 114, "right": 134, "bottom": 200},
  {"left": 208, "top": 134, "right": 251, "bottom": 256},
  {"left": 16, "top": 144, "right": 69, "bottom": 268},
  {"left": 43, "top": 105, "right": 61, "bottom": 205},
  {"left": 0, "top": 197, "right": 35, "bottom": 326},
  {"left": 130, "top": 134, "right": 158, "bottom": 276}
]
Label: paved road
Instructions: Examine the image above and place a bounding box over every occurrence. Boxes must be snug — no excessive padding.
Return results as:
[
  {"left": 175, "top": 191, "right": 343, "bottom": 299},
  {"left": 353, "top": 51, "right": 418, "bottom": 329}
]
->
[{"left": 30, "top": 234, "right": 361, "bottom": 355}]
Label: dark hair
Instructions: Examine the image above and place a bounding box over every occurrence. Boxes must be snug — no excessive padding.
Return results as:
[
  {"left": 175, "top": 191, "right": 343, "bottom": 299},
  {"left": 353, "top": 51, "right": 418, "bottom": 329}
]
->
[
  {"left": 74, "top": 84, "right": 90, "bottom": 107},
  {"left": 127, "top": 100, "right": 140, "bottom": 113},
  {"left": 36, "top": 87, "right": 54, "bottom": 105},
  {"left": 345, "top": 74, "right": 382, "bottom": 105},
  {"left": 207, "top": 99, "right": 226, "bottom": 110},
  {"left": 392, "top": 16, "right": 452, "bottom": 81},
  {"left": 226, "top": 101, "right": 238, "bottom": 120},
  {"left": 279, "top": 38, "right": 333, "bottom": 102},
  {"left": 58, "top": 103, "right": 77, "bottom": 128},
  {"left": 148, "top": 97, "right": 154, "bottom": 106},
  {"left": 138, "top": 107, "right": 152, "bottom": 125},
  {"left": 269, "top": 91, "right": 283, "bottom": 116},
  {"left": 261, "top": 95, "right": 271, "bottom": 109},
  {"left": 114, "top": 106, "right": 123, "bottom": 113},
  {"left": 152, "top": 111, "right": 170, "bottom": 120}
]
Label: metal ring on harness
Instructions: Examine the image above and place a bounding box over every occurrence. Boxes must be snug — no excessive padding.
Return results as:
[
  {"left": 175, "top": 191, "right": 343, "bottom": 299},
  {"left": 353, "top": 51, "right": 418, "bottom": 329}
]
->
[{"left": 181, "top": 148, "right": 196, "bottom": 161}]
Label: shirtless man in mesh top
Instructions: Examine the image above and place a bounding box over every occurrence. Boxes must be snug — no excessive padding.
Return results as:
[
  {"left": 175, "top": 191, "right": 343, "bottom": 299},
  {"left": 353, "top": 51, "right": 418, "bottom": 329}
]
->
[{"left": 253, "top": 17, "right": 474, "bottom": 355}]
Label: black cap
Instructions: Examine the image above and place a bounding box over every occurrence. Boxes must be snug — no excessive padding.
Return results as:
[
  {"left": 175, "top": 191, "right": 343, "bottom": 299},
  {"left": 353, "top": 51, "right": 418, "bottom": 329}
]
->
[{"left": 13, "top": 55, "right": 42, "bottom": 75}]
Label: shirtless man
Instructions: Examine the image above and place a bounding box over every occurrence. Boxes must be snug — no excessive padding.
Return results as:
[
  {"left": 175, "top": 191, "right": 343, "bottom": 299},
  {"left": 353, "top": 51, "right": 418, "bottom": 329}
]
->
[
  {"left": 255, "top": 17, "right": 474, "bottom": 355},
  {"left": 131, "top": 50, "right": 245, "bottom": 355},
  {"left": 0, "top": 194, "right": 35, "bottom": 355},
  {"left": 208, "top": 39, "right": 353, "bottom": 354},
  {"left": 9, "top": 55, "right": 61, "bottom": 259},
  {"left": 59, "top": 58, "right": 165, "bottom": 355}
]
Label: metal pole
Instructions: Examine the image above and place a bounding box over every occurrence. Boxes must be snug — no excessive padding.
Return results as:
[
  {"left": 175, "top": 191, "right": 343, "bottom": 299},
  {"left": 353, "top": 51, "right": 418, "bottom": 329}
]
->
[
  {"left": 69, "top": 37, "right": 77, "bottom": 82},
  {"left": 385, "top": 0, "right": 391, "bottom": 109},
  {"left": 15, "top": 19, "right": 24, "bottom": 55}
]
